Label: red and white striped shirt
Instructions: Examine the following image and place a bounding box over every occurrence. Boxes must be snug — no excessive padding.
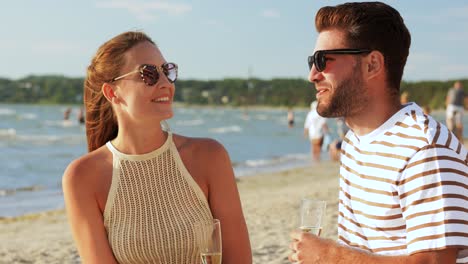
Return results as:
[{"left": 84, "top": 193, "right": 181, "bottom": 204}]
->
[{"left": 338, "top": 103, "right": 468, "bottom": 263}]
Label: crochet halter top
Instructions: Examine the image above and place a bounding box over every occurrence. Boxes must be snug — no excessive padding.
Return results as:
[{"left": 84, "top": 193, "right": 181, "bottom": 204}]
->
[{"left": 104, "top": 132, "right": 213, "bottom": 263}]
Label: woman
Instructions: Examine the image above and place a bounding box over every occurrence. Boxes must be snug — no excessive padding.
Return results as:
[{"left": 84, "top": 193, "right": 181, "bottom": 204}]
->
[{"left": 62, "top": 31, "right": 252, "bottom": 263}]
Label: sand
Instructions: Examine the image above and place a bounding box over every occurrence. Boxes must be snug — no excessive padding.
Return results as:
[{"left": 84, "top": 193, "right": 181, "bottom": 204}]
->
[
  {"left": 0, "top": 161, "right": 340, "bottom": 264},
  {"left": 238, "top": 162, "right": 340, "bottom": 264}
]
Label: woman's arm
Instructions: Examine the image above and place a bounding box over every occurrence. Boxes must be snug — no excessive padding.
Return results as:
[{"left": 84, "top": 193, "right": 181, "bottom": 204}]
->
[
  {"left": 62, "top": 157, "right": 118, "bottom": 264},
  {"left": 201, "top": 139, "right": 252, "bottom": 264}
]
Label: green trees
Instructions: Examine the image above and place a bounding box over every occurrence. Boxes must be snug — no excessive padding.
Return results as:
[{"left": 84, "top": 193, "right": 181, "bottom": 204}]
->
[{"left": 0, "top": 75, "right": 466, "bottom": 109}]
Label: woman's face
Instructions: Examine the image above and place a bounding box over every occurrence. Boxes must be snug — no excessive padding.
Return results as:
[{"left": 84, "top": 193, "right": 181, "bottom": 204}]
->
[{"left": 113, "top": 41, "right": 175, "bottom": 125}]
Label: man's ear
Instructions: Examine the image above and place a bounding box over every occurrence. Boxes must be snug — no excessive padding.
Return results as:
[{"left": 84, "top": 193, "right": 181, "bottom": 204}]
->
[
  {"left": 102, "top": 83, "right": 119, "bottom": 104},
  {"left": 365, "top": 50, "right": 384, "bottom": 79}
]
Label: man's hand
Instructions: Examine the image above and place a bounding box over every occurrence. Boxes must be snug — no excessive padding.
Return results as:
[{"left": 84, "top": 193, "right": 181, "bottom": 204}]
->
[
  {"left": 288, "top": 229, "right": 460, "bottom": 264},
  {"left": 288, "top": 229, "right": 334, "bottom": 263}
]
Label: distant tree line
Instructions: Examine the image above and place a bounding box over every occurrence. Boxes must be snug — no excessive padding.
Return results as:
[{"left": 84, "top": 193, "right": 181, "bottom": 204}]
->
[{"left": 0, "top": 75, "right": 466, "bottom": 109}]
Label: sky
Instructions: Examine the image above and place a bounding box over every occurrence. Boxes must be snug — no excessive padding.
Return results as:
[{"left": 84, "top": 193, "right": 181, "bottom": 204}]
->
[{"left": 1, "top": 0, "right": 468, "bottom": 82}]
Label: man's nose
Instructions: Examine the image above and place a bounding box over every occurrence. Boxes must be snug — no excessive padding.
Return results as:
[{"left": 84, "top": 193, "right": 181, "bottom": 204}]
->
[{"left": 308, "top": 65, "right": 323, "bottom": 83}]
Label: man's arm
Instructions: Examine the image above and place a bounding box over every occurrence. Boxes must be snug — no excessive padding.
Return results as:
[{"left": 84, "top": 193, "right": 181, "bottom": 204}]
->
[
  {"left": 289, "top": 231, "right": 459, "bottom": 264},
  {"left": 446, "top": 88, "right": 452, "bottom": 106}
]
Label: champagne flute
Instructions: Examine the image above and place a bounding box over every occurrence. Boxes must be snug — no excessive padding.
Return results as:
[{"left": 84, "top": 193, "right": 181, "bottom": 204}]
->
[
  {"left": 299, "top": 198, "right": 326, "bottom": 236},
  {"left": 193, "top": 219, "right": 222, "bottom": 264}
]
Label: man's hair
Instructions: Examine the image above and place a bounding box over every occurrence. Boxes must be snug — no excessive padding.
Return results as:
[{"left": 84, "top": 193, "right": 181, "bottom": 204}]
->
[{"left": 315, "top": 2, "right": 411, "bottom": 92}]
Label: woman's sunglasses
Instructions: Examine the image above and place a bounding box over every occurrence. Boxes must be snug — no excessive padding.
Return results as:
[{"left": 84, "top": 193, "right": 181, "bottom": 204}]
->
[
  {"left": 308, "top": 49, "right": 371, "bottom": 72},
  {"left": 111, "top": 62, "right": 178, "bottom": 86}
]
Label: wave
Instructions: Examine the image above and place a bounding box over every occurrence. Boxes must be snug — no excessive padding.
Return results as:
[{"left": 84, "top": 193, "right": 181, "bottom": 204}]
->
[
  {"left": 0, "top": 108, "right": 16, "bottom": 116},
  {"left": 19, "top": 113, "right": 38, "bottom": 120},
  {"left": 43, "top": 120, "right": 79, "bottom": 128},
  {"left": 209, "top": 125, "right": 242, "bottom": 134},
  {"left": 233, "top": 153, "right": 310, "bottom": 177},
  {"left": 11, "top": 134, "right": 85, "bottom": 144},
  {"left": 243, "top": 153, "right": 309, "bottom": 168},
  {"left": 253, "top": 114, "right": 269, "bottom": 120},
  {"left": 0, "top": 128, "right": 16, "bottom": 138},
  {"left": 0, "top": 185, "right": 44, "bottom": 197},
  {"left": 175, "top": 119, "right": 205, "bottom": 126},
  {"left": 0, "top": 130, "right": 83, "bottom": 144}
]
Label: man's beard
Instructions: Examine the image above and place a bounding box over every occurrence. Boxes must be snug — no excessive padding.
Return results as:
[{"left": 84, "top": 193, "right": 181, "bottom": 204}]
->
[{"left": 317, "top": 67, "right": 368, "bottom": 118}]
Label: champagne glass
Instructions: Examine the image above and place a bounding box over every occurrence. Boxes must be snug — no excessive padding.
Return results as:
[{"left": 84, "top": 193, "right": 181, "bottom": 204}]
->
[
  {"left": 193, "top": 219, "right": 222, "bottom": 264},
  {"left": 299, "top": 198, "right": 326, "bottom": 236}
]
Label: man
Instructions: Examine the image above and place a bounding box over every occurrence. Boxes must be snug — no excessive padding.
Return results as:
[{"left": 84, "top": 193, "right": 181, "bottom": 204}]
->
[
  {"left": 304, "top": 100, "right": 328, "bottom": 161},
  {"left": 289, "top": 2, "right": 468, "bottom": 264},
  {"left": 446, "top": 81, "right": 465, "bottom": 141}
]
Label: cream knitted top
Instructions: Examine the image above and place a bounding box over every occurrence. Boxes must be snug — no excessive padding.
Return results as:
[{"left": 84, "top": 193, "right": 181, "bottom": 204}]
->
[{"left": 103, "top": 132, "right": 213, "bottom": 263}]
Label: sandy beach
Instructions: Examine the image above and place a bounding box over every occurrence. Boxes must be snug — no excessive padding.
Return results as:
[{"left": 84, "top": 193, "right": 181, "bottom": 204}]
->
[{"left": 0, "top": 160, "right": 340, "bottom": 264}]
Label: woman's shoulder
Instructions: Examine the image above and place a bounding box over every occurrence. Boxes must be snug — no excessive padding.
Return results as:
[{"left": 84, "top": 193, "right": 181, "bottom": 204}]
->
[
  {"left": 172, "top": 133, "right": 233, "bottom": 184},
  {"left": 62, "top": 145, "right": 112, "bottom": 189},
  {"left": 173, "top": 133, "right": 227, "bottom": 155},
  {"left": 172, "top": 133, "right": 230, "bottom": 169}
]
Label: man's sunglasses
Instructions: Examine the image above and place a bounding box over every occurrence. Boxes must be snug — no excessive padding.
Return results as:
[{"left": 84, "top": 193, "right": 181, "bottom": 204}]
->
[
  {"left": 308, "top": 49, "right": 371, "bottom": 72},
  {"left": 110, "top": 62, "right": 178, "bottom": 86}
]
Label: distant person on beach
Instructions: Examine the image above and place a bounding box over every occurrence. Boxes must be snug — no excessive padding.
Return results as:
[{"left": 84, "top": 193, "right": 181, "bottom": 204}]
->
[
  {"left": 63, "top": 107, "right": 72, "bottom": 120},
  {"left": 400, "top": 91, "right": 409, "bottom": 105},
  {"left": 287, "top": 107, "right": 295, "bottom": 128},
  {"left": 77, "top": 107, "right": 85, "bottom": 124},
  {"left": 289, "top": 2, "right": 468, "bottom": 264},
  {"left": 304, "top": 100, "right": 328, "bottom": 161},
  {"left": 62, "top": 31, "right": 251, "bottom": 263},
  {"left": 423, "top": 105, "right": 431, "bottom": 115},
  {"left": 328, "top": 117, "right": 348, "bottom": 161},
  {"left": 446, "top": 81, "right": 465, "bottom": 140}
]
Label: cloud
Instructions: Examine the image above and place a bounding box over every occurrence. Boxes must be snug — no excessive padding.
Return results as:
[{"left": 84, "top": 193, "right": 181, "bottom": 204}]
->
[
  {"left": 96, "top": 0, "right": 192, "bottom": 21},
  {"left": 261, "top": 9, "right": 280, "bottom": 19}
]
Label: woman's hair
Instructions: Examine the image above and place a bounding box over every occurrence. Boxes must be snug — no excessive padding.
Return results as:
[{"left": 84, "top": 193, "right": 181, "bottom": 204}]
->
[
  {"left": 315, "top": 2, "right": 411, "bottom": 93},
  {"left": 84, "top": 31, "right": 155, "bottom": 152}
]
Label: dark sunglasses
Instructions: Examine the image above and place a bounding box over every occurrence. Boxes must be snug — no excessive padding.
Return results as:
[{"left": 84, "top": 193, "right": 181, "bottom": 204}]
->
[
  {"left": 111, "top": 62, "right": 178, "bottom": 86},
  {"left": 308, "top": 49, "right": 371, "bottom": 72}
]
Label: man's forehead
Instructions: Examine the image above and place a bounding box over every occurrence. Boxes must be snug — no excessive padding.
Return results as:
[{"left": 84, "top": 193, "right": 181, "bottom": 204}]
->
[{"left": 314, "top": 29, "right": 347, "bottom": 51}]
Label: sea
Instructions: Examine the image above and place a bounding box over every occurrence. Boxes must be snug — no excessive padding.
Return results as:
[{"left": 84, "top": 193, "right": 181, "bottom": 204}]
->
[{"left": 0, "top": 103, "right": 465, "bottom": 217}]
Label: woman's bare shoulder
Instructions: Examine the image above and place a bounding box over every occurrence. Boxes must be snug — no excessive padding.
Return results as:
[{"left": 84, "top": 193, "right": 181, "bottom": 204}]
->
[
  {"left": 173, "top": 133, "right": 226, "bottom": 155},
  {"left": 62, "top": 145, "right": 112, "bottom": 190},
  {"left": 172, "top": 133, "right": 232, "bottom": 183}
]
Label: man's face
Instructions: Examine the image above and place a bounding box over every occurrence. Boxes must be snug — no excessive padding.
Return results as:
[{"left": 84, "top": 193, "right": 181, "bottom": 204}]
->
[{"left": 309, "top": 29, "right": 369, "bottom": 118}]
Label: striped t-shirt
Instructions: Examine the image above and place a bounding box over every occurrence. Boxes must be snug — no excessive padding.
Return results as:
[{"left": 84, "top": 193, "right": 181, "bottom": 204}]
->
[{"left": 338, "top": 103, "right": 468, "bottom": 263}]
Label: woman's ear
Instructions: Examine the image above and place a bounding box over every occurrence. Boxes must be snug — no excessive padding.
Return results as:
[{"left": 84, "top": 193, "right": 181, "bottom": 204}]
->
[
  {"left": 102, "top": 83, "right": 119, "bottom": 104},
  {"left": 365, "top": 50, "right": 384, "bottom": 79}
]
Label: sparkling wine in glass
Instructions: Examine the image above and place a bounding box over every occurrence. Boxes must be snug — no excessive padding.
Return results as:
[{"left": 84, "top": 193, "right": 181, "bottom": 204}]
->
[
  {"left": 194, "top": 219, "right": 222, "bottom": 264},
  {"left": 299, "top": 199, "right": 326, "bottom": 236}
]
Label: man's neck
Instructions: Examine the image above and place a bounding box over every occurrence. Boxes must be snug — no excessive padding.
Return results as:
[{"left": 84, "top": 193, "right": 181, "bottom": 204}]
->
[{"left": 346, "top": 99, "right": 403, "bottom": 137}]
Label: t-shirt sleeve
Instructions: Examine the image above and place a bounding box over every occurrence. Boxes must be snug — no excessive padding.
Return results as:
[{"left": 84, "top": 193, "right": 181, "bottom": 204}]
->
[{"left": 397, "top": 144, "right": 468, "bottom": 259}]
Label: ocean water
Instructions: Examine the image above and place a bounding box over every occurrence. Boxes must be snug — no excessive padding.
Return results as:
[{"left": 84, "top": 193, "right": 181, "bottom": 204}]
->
[
  {"left": 0, "top": 104, "right": 314, "bottom": 217},
  {"left": 0, "top": 104, "right": 465, "bottom": 217}
]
